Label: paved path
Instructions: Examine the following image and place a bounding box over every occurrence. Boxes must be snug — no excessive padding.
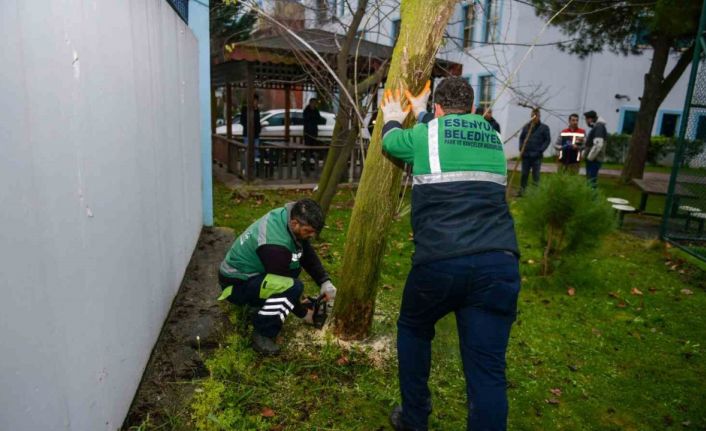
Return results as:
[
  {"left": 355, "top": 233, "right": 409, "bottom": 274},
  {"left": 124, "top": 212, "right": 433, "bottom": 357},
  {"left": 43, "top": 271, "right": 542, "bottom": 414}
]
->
[{"left": 534, "top": 163, "right": 702, "bottom": 184}]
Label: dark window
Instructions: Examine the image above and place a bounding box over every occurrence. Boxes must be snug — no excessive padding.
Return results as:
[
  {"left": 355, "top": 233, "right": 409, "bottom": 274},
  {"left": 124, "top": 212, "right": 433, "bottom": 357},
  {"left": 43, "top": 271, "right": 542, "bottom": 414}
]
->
[
  {"left": 462, "top": 5, "right": 475, "bottom": 49},
  {"left": 696, "top": 116, "right": 706, "bottom": 141},
  {"left": 659, "top": 113, "right": 680, "bottom": 137},
  {"left": 478, "top": 75, "right": 493, "bottom": 110},
  {"left": 267, "top": 114, "right": 285, "bottom": 127},
  {"left": 165, "top": 0, "right": 188, "bottom": 24},
  {"left": 482, "top": 0, "right": 500, "bottom": 43},
  {"left": 621, "top": 110, "right": 638, "bottom": 134},
  {"left": 392, "top": 19, "right": 401, "bottom": 43},
  {"left": 291, "top": 112, "right": 304, "bottom": 126}
]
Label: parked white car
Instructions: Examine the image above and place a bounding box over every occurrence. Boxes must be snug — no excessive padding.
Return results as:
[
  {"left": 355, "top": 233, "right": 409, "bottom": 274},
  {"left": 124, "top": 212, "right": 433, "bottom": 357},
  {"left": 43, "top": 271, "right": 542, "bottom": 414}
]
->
[{"left": 215, "top": 109, "right": 335, "bottom": 138}]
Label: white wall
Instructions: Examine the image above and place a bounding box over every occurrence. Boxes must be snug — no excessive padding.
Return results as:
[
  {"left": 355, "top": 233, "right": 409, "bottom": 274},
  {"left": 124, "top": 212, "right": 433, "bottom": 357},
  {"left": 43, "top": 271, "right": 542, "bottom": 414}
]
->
[{"left": 0, "top": 1, "right": 202, "bottom": 430}]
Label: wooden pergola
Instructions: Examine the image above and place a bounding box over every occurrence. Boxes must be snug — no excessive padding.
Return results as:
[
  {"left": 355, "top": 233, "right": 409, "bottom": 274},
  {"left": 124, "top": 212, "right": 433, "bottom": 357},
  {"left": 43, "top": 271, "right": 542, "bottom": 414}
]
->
[{"left": 210, "top": 29, "right": 462, "bottom": 182}]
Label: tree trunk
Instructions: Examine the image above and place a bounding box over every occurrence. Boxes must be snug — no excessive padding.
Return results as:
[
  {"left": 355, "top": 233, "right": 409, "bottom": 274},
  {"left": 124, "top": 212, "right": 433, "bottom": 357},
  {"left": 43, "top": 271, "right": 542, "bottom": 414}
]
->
[
  {"left": 332, "top": 0, "right": 460, "bottom": 340},
  {"left": 315, "top": 98, "right": 356, "bottom": 213},
  {"left": 621, "top": 36, "right": 695, "bottom": 181}
]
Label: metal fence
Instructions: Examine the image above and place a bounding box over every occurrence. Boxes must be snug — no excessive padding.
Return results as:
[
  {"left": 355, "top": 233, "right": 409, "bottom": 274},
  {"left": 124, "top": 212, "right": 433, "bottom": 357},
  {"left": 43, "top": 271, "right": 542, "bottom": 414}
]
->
[
  {"left": 166, "top": 0, "right": 188, "bottom": 24},
  {"left": 662, "top": 1, "right": 706, "bottom": 261}
]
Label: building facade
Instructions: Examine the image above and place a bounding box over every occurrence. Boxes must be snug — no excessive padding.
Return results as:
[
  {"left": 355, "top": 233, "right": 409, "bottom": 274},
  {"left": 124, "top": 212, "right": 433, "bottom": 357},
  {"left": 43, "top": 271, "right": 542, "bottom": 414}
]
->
[{"left": 273, "top": 0, "right": 696, "bottom": 158}]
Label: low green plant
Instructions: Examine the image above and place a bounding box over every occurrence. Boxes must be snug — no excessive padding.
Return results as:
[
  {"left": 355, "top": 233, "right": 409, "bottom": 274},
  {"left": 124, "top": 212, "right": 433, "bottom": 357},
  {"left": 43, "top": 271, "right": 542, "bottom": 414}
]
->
[
  {"left": 605, "top": 133, "right": 705, "bottom": 166},
  {"left": 517, "top": 174, "right": 616, "bottom": 274}
]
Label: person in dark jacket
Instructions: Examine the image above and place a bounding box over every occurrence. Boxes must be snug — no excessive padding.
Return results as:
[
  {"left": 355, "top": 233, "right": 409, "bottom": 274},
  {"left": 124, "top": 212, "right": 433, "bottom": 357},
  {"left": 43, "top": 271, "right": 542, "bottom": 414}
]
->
[
  {"left": 240, "top": 94, "right": 261, "bottom": 158},
  {"left": 218, "top": 199, "right": 337, "bottom": 355},
  {"left": 583, "top": 110, "right": 608, "bottom": 188},
  {"left": 303, "top": 97, "right": 323, "bottom": 146},
  {"left": 518, "top": 108, "right": 551, "bottom": 194},
  {"left": 476, "top": 106, "right": 501, "bottom": 134},
  {"left": 381, "top": 77, "right": 520, "bottom": 431}
]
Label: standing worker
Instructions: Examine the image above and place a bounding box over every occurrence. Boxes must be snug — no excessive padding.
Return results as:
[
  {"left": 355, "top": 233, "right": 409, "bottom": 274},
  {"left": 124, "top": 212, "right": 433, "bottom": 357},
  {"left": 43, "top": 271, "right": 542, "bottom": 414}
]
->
[
  {"left": 381, "top": 77, "right": 521, "bottom": 431},
  {"left": 218, "top": 199, "right": 337, "bottom": 355},
  {"left": 583, "top": 110, "right": 608, "bottom": 188},
  {"left": 554, "top": 113, "right": 585, "bottom": 174},
  {"left": 518, "top": 108, "right": 551, "bottom": 195}
]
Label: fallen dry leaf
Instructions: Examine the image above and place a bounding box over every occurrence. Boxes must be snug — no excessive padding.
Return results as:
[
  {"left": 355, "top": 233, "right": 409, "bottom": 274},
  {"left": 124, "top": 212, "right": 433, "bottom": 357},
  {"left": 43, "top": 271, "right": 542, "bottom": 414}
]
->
[
  {"left": 336, "top": 356, "right": 350, "bottom": 366},
  {"left": 261, "top": 407, "right": 275, "bottom": 418},
  {"left": 630, "top": 288, "right": 643, "bottom": 296},
  {"left": 545, "top": 398, "right": 560, "bottom": 405},
  {"left": 608, "top": 291, "right": 619, "bottom": 299},
  {"left": 550, "top": 388, "right": 562, "bottom": 397},
  {"left": 567, "top": 287, "right": 576, "bottom": 297},
  {"left": 616, "top": 301, "right": 627, "bottom": 308},
  {"left": 527, "top": 259, "right": 535, "bottom": 265},
  {"left": 681, "top": 288, "right": 694, "bottom": 295}
]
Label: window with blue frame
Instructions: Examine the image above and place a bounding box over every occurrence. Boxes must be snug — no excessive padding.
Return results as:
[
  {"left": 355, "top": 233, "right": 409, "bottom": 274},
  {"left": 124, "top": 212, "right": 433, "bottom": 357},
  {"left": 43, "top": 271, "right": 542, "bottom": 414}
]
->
[
  {"left": 620, "top": 109, "right": 638, "bottom": 134},
  {"left": 481, "top": 0, "right": 501, "bottom": 44},
  {"left": 632, "top": 14, "right": 651, "bottom": 49},
  {"left": 658, "top": 111, "right": 681, "bottom": 137},
  {"left": 462, "top": 4, "right": 476, "bottom": 49},
  {"left": 392, "top": 19, "right": 401, "bottom": 43},
  {"left": 695, "top": 115, "right": 706, "bottom": 141},
  {"left": 477, "top": 75, "right": 494, "bottom": 110}
]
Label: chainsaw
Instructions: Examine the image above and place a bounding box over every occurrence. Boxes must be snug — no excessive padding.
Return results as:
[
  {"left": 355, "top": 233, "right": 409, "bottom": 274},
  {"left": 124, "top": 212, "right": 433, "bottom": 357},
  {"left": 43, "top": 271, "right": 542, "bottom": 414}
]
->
[{"left": 305, "top": 293, "right": 330, "bottom": 329}]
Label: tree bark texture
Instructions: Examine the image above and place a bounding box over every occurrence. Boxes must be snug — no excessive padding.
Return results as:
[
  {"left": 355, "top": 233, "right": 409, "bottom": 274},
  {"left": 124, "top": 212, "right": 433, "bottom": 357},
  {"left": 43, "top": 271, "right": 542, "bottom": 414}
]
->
[
  {"left": 332, "top": 0, "right": 460, "bottom": 340},
  {"left": 621, "top": 36, "right": 695, "bottom": 181}
]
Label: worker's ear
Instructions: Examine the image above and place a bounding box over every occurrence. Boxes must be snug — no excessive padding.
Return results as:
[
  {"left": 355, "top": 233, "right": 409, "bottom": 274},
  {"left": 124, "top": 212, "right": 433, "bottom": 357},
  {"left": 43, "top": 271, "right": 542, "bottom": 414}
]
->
[{"left": 434, "top": 103, "right": 445, "bottom": 118}]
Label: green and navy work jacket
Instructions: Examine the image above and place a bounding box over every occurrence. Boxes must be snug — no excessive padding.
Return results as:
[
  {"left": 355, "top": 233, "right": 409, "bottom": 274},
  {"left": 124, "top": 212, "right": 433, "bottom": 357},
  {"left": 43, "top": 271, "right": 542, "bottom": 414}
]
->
[
  {"left": 219, "top": 203, "right": 329, "bottom": 285},
  {"left": 382, "top": 112, "right": 519, "bottom": 264}
]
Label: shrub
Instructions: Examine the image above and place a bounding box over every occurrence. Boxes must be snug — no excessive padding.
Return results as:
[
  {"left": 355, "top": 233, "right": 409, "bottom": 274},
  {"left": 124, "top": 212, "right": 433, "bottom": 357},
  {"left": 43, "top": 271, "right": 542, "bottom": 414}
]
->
[
  {"left": 605, "top": 134, "right": 705, "bottom": 166},
  {"left": 517, "top": 174, "right": 616, "bottom": 275}
]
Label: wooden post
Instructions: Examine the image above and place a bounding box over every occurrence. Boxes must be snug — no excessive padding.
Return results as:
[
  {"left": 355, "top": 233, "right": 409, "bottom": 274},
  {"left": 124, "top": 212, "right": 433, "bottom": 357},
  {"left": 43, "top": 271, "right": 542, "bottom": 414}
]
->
[
  {"left": 284, "top": 84, "right": 291, "bottom": 145},
  {"left": 246, "top": 64, "right": 255, "bottom": 183},
  {"left": 225, "top": 83, "right": 233, "bottom": 173}
]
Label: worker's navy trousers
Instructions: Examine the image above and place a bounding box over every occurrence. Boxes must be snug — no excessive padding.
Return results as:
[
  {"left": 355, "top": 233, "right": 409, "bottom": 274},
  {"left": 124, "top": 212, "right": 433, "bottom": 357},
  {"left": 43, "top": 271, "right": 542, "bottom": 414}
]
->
[
  {"left": 396, "top": 251, "right": 520, "bottom": 431},
  {"left": 218, "top": 272, "right": 304, "bottom": 338}
]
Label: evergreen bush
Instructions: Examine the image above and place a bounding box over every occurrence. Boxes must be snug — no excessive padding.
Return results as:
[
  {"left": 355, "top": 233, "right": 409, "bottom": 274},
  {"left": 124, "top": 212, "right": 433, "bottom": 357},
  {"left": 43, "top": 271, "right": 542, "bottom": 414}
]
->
[{"left": 517, "top": 174, "right": 616, "bottom": 275}]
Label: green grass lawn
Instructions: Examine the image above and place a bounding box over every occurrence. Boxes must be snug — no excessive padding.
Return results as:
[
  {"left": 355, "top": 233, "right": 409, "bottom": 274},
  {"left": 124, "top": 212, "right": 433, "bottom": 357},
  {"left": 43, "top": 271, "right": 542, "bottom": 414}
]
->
[{"left": 191, "top": 180, "right": 706, "bottom": 431}]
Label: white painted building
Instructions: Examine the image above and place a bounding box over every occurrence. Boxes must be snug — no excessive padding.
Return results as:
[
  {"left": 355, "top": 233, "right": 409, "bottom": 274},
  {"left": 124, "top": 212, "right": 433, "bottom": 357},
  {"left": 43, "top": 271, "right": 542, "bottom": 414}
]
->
[
  {"left": 0, "top": 1, "right": 211, "bottom": 429},
  {"left": 270, "top": 0, "right": 699, "bottom": 158}
]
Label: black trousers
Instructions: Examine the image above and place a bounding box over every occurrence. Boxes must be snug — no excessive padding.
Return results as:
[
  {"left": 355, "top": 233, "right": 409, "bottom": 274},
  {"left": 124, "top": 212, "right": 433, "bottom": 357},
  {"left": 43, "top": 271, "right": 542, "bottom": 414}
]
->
[{"left": 219, "top": 273, "right": 305, "bottom": 337}]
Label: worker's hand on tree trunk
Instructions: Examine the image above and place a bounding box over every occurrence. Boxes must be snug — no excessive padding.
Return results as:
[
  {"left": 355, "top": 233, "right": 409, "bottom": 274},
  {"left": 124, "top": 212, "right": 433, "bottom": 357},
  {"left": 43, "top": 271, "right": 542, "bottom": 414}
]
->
[
  {"left": 380, "top": 88, "right": 410, "bottom": 124},
  {"left": 404, "top": 80, "right": 431, "bottom": 118},
  {"left": 320, "top": 280, "right": 337, "bottom": 301}
]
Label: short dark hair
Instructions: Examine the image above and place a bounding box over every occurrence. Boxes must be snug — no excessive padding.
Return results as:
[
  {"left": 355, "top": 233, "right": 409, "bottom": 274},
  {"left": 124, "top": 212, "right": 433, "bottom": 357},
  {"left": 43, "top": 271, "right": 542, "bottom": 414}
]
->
[
  {"left": 476, "top": 107, "right": 486, "bottom": 116},
  {"left": 309, "top": 97, "right": 318, "bottom": 103},
  {"left": 434, "top": 77, "right": 474, "bottom": 114},
  {"left": 569, "top": 113, "right": 579, "bottom": 120},
  {"left": 291, "top": 199, "right": 325, "bottom": 232},
  {"left": 583, "top": 110, "right": 597, "bottom": 120}
]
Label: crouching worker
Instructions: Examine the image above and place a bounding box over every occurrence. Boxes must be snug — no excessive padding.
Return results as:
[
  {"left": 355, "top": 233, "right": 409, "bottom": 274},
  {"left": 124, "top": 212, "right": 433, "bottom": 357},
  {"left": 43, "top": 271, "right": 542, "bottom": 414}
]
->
[{"left": 218, "top": 198, "right": 337, "bottom": 355}]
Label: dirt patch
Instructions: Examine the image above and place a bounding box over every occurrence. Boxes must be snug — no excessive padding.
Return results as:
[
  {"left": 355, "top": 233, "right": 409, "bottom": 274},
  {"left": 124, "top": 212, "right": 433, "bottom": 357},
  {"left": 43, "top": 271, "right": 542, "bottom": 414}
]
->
[{"left": 121, "top": 227, "right": 235, "bottom": 430}]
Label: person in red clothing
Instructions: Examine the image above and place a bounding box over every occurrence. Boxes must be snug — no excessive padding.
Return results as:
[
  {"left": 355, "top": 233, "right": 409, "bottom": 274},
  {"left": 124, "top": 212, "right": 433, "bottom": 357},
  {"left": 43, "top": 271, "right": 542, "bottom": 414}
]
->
[{"left": 553, "top": 113, "right": 585, "bottom": 174}]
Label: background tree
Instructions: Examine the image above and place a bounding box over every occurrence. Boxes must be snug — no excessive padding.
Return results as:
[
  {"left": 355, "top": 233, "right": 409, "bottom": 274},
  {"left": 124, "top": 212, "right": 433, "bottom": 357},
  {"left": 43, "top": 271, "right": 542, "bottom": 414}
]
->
[
  {"left": 332, "top": 0, "right": 460, "bottom": 340},
  {"left": 530, "top": 0, "right": 703, "bottom": 181},
  {"left": 211, "top": 0, "right": 257, "bottom": 51}
]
